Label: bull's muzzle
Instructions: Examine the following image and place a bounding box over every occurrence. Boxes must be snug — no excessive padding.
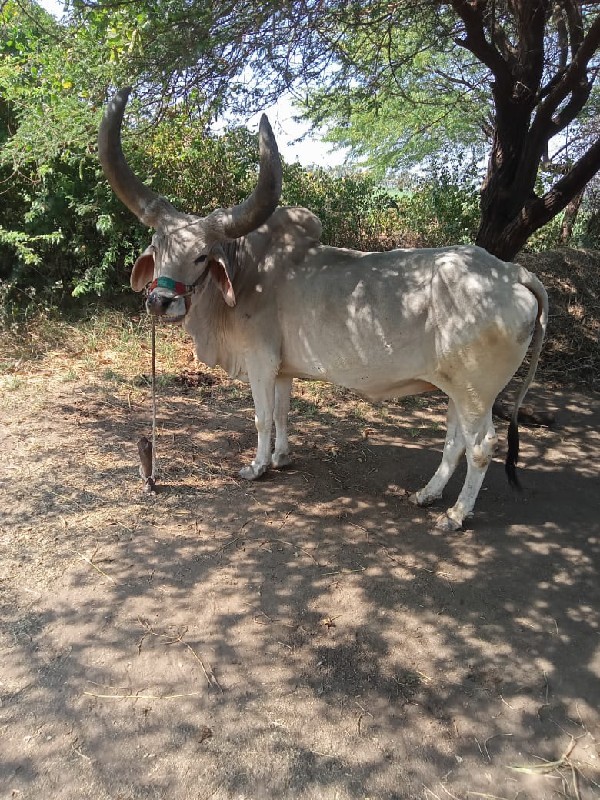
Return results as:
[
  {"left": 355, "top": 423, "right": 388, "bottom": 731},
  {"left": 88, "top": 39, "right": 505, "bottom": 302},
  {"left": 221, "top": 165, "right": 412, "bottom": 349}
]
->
[{"left": 146, "top": 290, "right": 187, "bottom": 321}]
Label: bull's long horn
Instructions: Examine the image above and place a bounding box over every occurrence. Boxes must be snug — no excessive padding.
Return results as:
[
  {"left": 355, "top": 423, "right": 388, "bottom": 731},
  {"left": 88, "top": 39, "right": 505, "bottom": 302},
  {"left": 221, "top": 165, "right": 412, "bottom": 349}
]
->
[
  {"left": 98, "top": 87, "right": 175, "bottom": 228},
  {"left": 207, "top": 114, "right": 282, "bottom": 239}
]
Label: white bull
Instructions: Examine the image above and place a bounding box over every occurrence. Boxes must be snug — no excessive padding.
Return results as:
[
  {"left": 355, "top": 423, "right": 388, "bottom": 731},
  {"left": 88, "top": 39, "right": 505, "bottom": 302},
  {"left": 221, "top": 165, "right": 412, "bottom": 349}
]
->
[{"left": 99, "top": 88, "right": 548, "bottom": 530}]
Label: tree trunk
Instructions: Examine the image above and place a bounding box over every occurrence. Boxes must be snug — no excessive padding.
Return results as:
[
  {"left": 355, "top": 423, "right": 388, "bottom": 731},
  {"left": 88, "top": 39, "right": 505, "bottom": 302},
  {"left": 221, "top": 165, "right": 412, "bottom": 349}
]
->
[
  {"left": 451, "top": 1, "right": 600, "bottom": 261},
  {"left": 476, "top": 136, "right": 600, "bottom": 260},
  {"left": 475, "top": 214, "right": 530, "bottom": 262},
  {"left": 474, "top": 125, "right": 539, "bottom": 261}
]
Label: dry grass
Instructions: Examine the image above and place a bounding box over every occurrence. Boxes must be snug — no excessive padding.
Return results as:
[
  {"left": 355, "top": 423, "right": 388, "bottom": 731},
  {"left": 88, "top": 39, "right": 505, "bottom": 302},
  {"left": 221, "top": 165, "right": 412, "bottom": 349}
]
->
[{"left": 518, "top": 248, "right": 600, "bottom": 390}]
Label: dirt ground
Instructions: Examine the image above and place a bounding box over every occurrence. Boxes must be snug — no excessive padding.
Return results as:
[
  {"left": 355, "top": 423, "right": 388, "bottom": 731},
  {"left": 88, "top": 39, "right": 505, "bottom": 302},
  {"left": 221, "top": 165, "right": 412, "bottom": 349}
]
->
[{"left": 1, "top": 249, "right": 599, "bottom": 799}]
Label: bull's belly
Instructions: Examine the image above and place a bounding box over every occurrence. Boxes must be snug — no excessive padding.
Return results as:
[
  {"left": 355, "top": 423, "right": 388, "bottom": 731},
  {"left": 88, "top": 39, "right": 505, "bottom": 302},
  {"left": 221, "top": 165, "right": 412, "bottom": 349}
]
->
[
  {"left": 278, "top": 299, "right": 436, "bottom": 385},
  {"left": 337, "top": 376, "right": 436, "bottom": 400},
  {"left": 279, "top": 351, "right": 436, "bottom": 401}
]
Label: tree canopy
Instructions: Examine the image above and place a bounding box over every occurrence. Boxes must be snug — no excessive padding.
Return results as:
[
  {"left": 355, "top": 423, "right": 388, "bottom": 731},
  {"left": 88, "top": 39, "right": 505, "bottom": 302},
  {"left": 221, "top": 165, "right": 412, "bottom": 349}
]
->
[
  {"left": 0, "top": 0, "right": 599, "bottom": 295},
  {"left": 113, "top": 0, "right": 598, "bottom": 258}
]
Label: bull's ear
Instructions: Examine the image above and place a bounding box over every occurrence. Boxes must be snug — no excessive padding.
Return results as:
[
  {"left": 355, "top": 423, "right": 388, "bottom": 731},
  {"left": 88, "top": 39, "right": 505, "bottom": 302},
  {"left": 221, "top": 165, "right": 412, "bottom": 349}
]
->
[
  {"left": 131, "top": 246, "right": 155, "bottom": 292},
  {"left": 207, "top": 244, "right": 236, "bottom": 307}
]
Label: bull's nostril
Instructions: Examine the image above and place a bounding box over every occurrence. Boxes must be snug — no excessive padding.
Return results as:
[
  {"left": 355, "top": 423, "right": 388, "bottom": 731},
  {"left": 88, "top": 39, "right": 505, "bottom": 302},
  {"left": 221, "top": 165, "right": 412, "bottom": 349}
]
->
[{"left": 146, "top": 291, "right": 173, "bottom": 315}]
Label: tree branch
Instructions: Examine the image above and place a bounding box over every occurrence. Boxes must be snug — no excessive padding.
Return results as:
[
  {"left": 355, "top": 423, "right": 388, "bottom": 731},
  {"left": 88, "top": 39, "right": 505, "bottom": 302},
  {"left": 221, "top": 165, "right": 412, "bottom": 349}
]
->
[
  {"left": 534, "top": 11, "right": 600, "bottom": 126},
  {"left": 451, "top": 0, "right": 513, "bottom": 90},
  {"left": 524, "top": 136, "right": 600, "bottom": 231},
  {"left": 560, "top": 0, "right": 585, "bottom": 56}
]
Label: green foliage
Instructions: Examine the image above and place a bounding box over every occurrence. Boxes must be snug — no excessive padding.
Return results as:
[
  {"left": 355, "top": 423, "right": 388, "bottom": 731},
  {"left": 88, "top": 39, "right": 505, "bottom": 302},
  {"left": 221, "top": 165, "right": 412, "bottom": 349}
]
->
[
  {"left": 296, "top": 3, "right": 600, "bottom": 185},
  {"left": 526, "top": 206, "right": 596, "bottom": 252},
  {"left": 1, "top": 0, "right": 598, "bottom": 324},
  {"left": 142, "top": 117, "right": 262, "bottom": 213},
  {"left": 393, "top": 160, "right": 481, "bottom": 248},
  {"left": 0, "top": 1, "right": 138, "bottom": 166},
  {"left": 301, "top": 9, "right": 490, "bottom": 175},
  {"left": 0, "top": 227, "right": 61, "bottom": 266},
  {"left": 0, "top": 0, "right": 147, "bottom": 315},
  {"left": 282, "top": 164, "right": 390, "bottom": 249},
  {"left": 281, "top": 158, "right": 481, "bottom": 251}
]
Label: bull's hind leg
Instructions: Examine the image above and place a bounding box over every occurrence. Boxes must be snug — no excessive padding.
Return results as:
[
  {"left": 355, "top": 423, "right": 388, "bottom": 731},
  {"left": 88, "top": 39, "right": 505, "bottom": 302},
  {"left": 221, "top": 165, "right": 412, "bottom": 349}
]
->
[
  {"left": 435, "top": 406, "right": 498, "bottom": 531},
  {"left": 411, "top": 399, "right": 465, "bottom": 508},
  {"left": 271, "top": 376, "right": 293, "bottom": 469}
]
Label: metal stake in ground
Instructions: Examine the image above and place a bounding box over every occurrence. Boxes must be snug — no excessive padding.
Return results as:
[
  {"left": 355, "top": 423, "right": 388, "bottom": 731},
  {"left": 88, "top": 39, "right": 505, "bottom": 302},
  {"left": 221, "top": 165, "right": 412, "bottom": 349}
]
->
[{"left": 137, "top": 318, "right": 157, "bottom": 493}]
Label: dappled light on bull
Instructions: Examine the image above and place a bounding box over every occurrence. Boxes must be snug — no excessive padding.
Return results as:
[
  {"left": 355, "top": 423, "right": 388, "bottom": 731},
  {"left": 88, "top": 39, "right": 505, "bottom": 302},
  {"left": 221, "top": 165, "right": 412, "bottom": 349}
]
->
[{"left": 99, "top": 88, "right": 549, "bottom": 530}]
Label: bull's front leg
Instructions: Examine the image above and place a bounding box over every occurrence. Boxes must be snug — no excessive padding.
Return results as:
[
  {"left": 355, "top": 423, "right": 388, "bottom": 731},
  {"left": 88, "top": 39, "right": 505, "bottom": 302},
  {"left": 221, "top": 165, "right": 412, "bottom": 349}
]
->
[
  {"left": 239, "top": 362, "right": 277, "bottom": 481},
  {"left": 271, "top": 376, "right": 293, "bottom": 469}
]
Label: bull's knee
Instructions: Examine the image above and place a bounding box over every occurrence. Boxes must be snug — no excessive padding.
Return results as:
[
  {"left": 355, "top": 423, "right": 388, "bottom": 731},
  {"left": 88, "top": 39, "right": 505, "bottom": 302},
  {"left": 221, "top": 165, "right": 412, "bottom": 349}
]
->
[{"left": 254, "top": 413, "right": 270, "bottom": 435}]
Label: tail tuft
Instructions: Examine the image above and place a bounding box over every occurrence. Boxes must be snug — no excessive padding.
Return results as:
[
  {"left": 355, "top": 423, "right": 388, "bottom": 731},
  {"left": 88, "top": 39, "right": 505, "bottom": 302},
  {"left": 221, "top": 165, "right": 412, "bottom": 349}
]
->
[{"left": 505, "top": 419, "right": 522, "bottom": 490}]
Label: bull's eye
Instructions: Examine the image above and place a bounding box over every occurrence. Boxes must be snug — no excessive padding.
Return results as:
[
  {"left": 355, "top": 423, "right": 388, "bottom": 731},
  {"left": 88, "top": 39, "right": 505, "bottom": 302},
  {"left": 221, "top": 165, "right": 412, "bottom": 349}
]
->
[{"left": 194, "top": 254, "right": 207, "bottom": 264}]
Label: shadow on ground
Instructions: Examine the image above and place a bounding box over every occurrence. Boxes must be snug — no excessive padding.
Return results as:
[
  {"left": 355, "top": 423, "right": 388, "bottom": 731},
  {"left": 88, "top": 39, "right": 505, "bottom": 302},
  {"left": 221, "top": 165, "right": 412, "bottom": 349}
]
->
[{"left": 1, "top": 372, "right": 599, "bottom": 799}]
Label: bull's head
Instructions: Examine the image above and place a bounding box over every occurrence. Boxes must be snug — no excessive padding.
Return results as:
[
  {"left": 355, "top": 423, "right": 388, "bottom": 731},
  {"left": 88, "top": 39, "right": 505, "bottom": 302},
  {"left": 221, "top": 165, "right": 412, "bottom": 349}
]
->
[{"left": 98, "top": 87, "right": 282, "bottom": 321}]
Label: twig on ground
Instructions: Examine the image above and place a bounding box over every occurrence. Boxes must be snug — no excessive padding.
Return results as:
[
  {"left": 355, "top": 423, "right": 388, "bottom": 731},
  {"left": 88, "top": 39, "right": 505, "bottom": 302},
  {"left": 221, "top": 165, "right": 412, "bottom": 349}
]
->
[
  {"left": 84, "top": 690, "right": 202, "bottom": 700},
  {"left": 479, "top": 733, "right": 513, "bottom": 761},
  {"left": 216, "top": 535, "right": 244, "bottom": 554},
  {"left": 73, "top": 548, "right": 116, "bottom": 584},
  {"left": 175, "top": 636, "right": 224, "bottom": 694},
  {"left": 70, "top": 743, "right": 92, "bottom": 761},
  {"left": 510, "top": 736, "right": 577, "bottom": 773},
  {"left": 276, "top": 508, "right": 297, "bottom": 530},
  {"left": 138, "top": 618, "right": 223, "bottom": 693},
  {"left": 323, "top": 566, "right": 366, "bottom": 576},
  {"left": 439, "top": 785, "right": 461, "bottom": 800},
  {"left": 467, "top": 794, "right": 511, "bottom": 799},
  {"left": 345, "top": 519, "right": 369, "bottom": 535},
  {"left": 263, "top": 537, "right": 320, "bottom": 565},
  {"left": 250, "top": 608, "right": 280, "bottom": 625},
  {"left": 355, "top": 700, "right": 374, "bottom": 735},
  {"left": 509, "top": 736, "right": 585, "bottom": 800}
]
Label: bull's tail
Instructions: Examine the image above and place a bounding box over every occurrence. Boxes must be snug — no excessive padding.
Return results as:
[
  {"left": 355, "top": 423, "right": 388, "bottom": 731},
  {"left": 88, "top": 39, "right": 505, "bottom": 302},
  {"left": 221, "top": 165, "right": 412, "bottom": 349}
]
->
[{"left": 506, "top": 267, "right": 549, "bottom": 488}]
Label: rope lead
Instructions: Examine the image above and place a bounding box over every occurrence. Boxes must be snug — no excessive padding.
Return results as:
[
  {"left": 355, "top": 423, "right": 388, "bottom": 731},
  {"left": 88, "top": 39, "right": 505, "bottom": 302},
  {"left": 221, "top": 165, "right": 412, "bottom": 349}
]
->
[
  {"left": 151, "top": 316, "right": 157, "bottom": 482},
  {"left": 137, "top": 317, "right": 157, "bottom": 493}
]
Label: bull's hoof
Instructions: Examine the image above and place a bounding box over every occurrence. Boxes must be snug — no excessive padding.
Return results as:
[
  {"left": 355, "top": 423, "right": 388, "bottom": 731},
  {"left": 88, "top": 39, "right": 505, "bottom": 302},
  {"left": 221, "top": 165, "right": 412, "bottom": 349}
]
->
[
  {"left": 409, "top": 491, "right": 440, "bottom": 508},
  {"left": 434, "top": 513, "right": 463, "bottom": 532},
  {"left": 239, "top": 463, "right": 268, "bottom": 481},
  {"left": 271, "top": 452, "right": 292, "bottom": 469}
]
